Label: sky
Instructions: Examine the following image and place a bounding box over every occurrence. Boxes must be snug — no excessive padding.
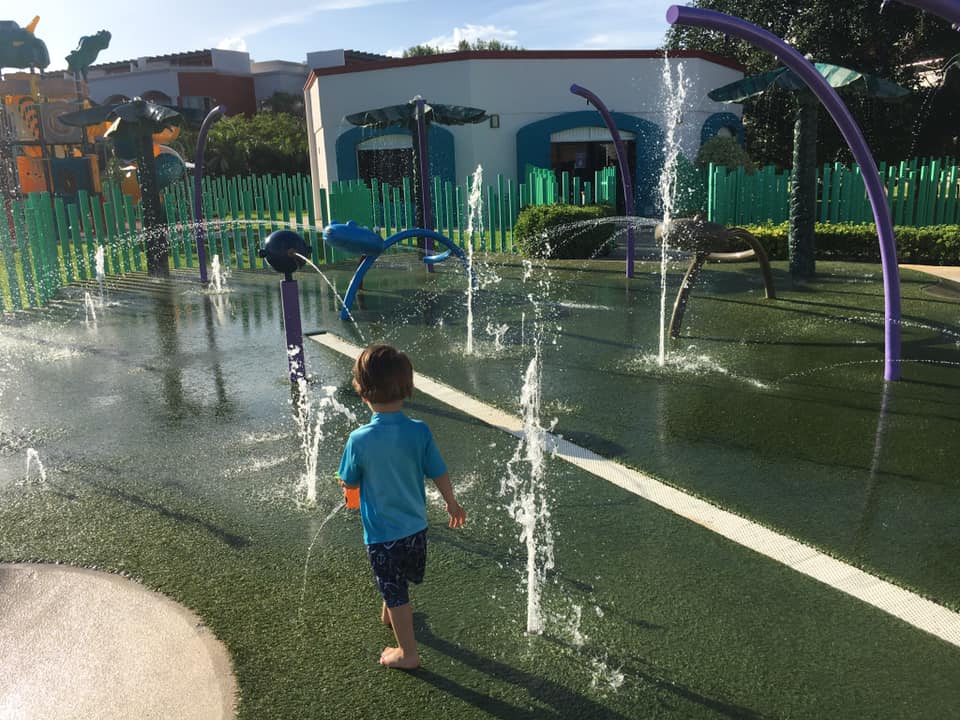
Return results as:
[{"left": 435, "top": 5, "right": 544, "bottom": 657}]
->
[{"left": 21, "top": 0, "right": 674, "bottom": 71}]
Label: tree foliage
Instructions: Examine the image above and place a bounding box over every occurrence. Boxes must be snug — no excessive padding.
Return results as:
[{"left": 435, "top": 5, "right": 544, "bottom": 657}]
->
[
  {"left": 403, "top": 38, "right": 521, "bottom": 57},
  {"left": 188, "top": 112, "right": 309, "bottom": 177},
  {"left": 259, "top": 91, "right": 304, "bottom": 116},
  {"left": 666, "top": 1, "right": 960, "bottom": 164},
  {"left": 695, "top": 135, "right": 755, "bottom": 172},
  {"left": 403, "top": 44, "right": 440, "bottom": 57}
]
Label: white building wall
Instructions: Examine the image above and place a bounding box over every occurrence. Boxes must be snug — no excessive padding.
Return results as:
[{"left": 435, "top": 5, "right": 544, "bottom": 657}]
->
[
  {"left": 306, "top": 50, "right": 346, "bottom": 70},
  {"left": 307, "top": 54, "right": 742, "bottom": 189},
  {"left": 210, "top": 49, "right": 253, "bottom": 74},
  {"left": 252, "top": 61, "right": 309, "bottom": 102}
]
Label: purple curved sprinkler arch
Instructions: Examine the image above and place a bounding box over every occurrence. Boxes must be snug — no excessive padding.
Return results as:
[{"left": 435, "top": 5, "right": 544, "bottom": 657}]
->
[
  {"left": 194, "top": 104, "right": 226, "bottom": 284},
  {"left": 569, "top": 84, "right": 637, "bottom": 278},
  {"left": 666, "top": 6, "right": 903, "bottom": 381},
  {"left": 885, "top": 0, "right": 960, "bottom": 27}
]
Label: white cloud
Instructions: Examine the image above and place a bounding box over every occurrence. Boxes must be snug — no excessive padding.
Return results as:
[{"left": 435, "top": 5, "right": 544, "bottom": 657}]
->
[
  {"left": 217, "top": 0, "right": 408, "bottom": 55},
  {"left": 578, "top": 30, "right": 665, "bottom": 49},
  {"left": 423, "top": 24, "right": 520, "bottom": 51},
  {"left": 217, "top": 37, "right": 248, "bottom": 52}
]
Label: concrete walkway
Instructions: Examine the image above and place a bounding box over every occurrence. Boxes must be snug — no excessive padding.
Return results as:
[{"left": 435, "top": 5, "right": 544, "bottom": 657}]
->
[
  {"left": 901, "top": 263, "right": 960, "bottom": 287},
  {"left": 0, "top": 564, "right": 237, "bottom": 720}
]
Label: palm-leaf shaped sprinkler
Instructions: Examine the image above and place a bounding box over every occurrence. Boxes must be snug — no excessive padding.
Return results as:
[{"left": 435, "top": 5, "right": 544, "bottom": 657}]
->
[
  {"left": 666, "top": 5, "right": 903, "bottom": 381},
  {"left": 708, "top": 63, "right": 908, "bottom": 279},
  {"left": 62, "top": 99, "right": 183, "bottom": 277},
  {"left": 345, "top": 97, "right": 487, "bottom": 271},
  {"left": 194, "top": 105, "right": 227, "bottom": 284}
]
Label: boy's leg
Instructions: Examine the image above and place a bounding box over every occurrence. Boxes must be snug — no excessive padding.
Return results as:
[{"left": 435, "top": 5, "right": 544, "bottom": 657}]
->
[
  {"left": 381, "top": 603, "right": 418, "bottom": 669},
  {"left": 381, "top": 601, "right": 390, "bottom": 626}
]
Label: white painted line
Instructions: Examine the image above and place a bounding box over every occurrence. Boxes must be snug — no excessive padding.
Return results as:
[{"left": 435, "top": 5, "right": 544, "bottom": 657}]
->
[{"left": 309, "top": 332, "right": 960, "bottom": 649}]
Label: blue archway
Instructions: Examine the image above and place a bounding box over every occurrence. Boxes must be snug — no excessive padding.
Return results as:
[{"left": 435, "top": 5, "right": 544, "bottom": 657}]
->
[
  {"left": 516, "top": 111, "right": 665, "bottom": 216},
  {"left": 700, "top": 111, "right": 745, "bottom": 147},
  {"left": 335, "top": 124, "right": 456, "bottom": 184}
]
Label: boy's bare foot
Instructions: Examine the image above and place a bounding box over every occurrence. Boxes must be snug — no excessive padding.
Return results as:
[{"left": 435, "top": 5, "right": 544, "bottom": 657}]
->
[
  {"left": 379, "top": 646, "right": 420, "bottom": 670},
  {"left": 381, "top": 602, "right": 391, "bottom": 626}
]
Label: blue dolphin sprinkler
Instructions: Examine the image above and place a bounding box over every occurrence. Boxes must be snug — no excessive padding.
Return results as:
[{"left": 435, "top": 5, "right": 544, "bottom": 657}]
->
[{"left": 322, "top": 222, "right": 474, "bottom": 321}]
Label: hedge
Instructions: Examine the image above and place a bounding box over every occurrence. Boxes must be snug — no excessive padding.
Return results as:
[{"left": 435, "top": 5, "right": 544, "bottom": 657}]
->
[
  {"left": 514, "top": 205, "right": 618, "bottom": 259},
  {"left": 740, "top": 222, "right": 960, "bottom": 265}
]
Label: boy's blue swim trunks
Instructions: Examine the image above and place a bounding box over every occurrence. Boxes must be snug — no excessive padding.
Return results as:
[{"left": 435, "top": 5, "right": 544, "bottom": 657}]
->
[{"left": 367, "top": 529, "right": 427, "bottom": 608}]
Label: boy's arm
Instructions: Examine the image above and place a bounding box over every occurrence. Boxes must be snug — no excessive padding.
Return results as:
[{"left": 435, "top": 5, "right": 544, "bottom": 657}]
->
[
  {"left": 337, "top": 437, "right": 361, "bottom": 488},
  {"left": 431, "top": 472, "right": 466, "bottom": 528}
]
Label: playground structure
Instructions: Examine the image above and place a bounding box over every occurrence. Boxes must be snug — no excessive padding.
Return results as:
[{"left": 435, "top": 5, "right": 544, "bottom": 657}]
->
[
  {"left": 0, "top": 18, "right": 185, "bottom": 208},
  {"left": 0, "top": 71, "right": 103, "bottom": 203}
]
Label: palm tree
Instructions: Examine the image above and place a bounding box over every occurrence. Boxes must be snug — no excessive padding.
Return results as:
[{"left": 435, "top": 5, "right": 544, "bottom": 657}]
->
[{"left": 709, "top": 63, "right": 908, "bottom": 277}]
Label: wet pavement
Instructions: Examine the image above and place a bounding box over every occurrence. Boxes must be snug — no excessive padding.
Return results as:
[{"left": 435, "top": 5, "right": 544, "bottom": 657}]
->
[{"left": 0, "top": 258, "right": 958, "bottom": 718}]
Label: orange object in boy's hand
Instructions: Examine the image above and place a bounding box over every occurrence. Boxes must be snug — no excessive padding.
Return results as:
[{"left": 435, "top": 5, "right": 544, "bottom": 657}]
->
[{"left": 343, "top": 485, "right": 360, "bottom": 509}]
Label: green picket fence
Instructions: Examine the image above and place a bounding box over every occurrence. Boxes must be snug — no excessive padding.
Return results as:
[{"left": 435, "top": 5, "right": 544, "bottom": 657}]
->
[
  {"left": 161, "top": 171, "right": 331, "bottom": 268},
  {"left": 522, "top": 164, "right": 618, "bottom": 208},
  {"left": 0, "top": 185, "right": 150, "bottom": 313},
  {"left": 707, "top": 157, "right": 960, "bottom": 227},
  {"left": 0, "top": 169, "right": 518, "bottom": 312}
]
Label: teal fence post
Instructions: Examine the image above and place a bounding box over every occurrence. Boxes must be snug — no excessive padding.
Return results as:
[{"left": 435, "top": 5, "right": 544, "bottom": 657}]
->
[
  {"left": 77, "top": 190, "right": 98, "bottom": 281},
  {"left": 497, "top": 174, "right": 506, "bottom": 251},
  {"left": 53, "top": 197, "right": 74, "bottom": 283},
  {"left": 1, "top": 206, "right": 22, "bottom": 310},
  {"left": 12, "top": 201, "right": 34, "bottom": 306},
  {"left": 25, "top": 205, "right": 50, "bottom": 304},
  {"left": 90, "top": 196, "right": 108, "bottom": 273},
  {"left": 103, "top": 198, "right": 120, "bottom": 274},
  {"left": 506, "top": 179, "right": 515, "bottom": 251},
  {"left": 65, "top": 201, "right": 87, "bottom": 284},
  {"left": 124, "top": 195, "right": 141, "bottom": 271}
]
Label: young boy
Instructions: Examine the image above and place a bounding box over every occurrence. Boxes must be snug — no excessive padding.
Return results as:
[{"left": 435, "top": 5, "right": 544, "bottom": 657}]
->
[{"left": 338, "top": 343, "right": 466, "bottom": 669}]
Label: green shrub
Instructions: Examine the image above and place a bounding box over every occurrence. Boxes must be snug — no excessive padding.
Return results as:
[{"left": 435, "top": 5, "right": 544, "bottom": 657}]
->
[
  {"left": 673, "top": 154, "right": 708, "bottom": 217},
  {"left": 741, "top": 222, "right": 960, "bottom": 264},
  {"left": 514, "top": 204, "right": 618, "bottom": 259},
  {"left": 696, "top": 136, "right": 755, "bottom": 173}
]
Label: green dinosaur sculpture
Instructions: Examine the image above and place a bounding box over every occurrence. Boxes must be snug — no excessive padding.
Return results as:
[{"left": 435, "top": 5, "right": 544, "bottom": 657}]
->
[
  {"left": 66, "top": 30, "right": 111, "bottom": 78},
  {"left": 0, "top": 18, "right": 50, "bottom": 71}
]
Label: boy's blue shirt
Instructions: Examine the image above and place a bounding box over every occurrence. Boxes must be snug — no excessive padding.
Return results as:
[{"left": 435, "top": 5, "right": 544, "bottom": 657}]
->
[{"left": 338, "top": 410, "right": 447, "bottom": 544}]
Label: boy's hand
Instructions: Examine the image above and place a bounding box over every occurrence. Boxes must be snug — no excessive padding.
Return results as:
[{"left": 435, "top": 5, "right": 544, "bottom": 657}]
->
[{"left": 446, "top": 501, "right": 467, "bottom": 529}]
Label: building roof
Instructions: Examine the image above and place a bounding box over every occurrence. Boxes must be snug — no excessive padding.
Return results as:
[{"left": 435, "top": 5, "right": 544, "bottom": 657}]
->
[
  {"left": 306, "top": 49, "right": 746, "bottom": 90},
  {"left": 89, "top": 49, "right": 214, "bottom": 73},
  {"left": 342, "top": 49, "right": 394, "bottom": 64}
]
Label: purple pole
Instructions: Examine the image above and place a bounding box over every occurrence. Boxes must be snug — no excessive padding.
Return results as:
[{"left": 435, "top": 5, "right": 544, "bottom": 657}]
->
[
  {"left": 888, "top": 0, "right": 960, "bottom": 26},
  {"left": 194, "top": 105, "right": 226, "bottom": 284},
  {"left": 570, "top": 84, "right": 636, "bottom": 278},
  {"left": 415, "top": 97, "right": 435, "bottom": 272},
  {"left": 281, "top": 278, "right": 305, "bottom": 382},
  {"left": 666, "top": 6, "right": 902, "bottom": 381}
]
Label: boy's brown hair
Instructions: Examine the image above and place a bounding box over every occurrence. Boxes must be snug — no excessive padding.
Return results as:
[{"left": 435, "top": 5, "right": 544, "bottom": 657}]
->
[{"left": 352, "top": 344, "right": 414, "bottom": 404}]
